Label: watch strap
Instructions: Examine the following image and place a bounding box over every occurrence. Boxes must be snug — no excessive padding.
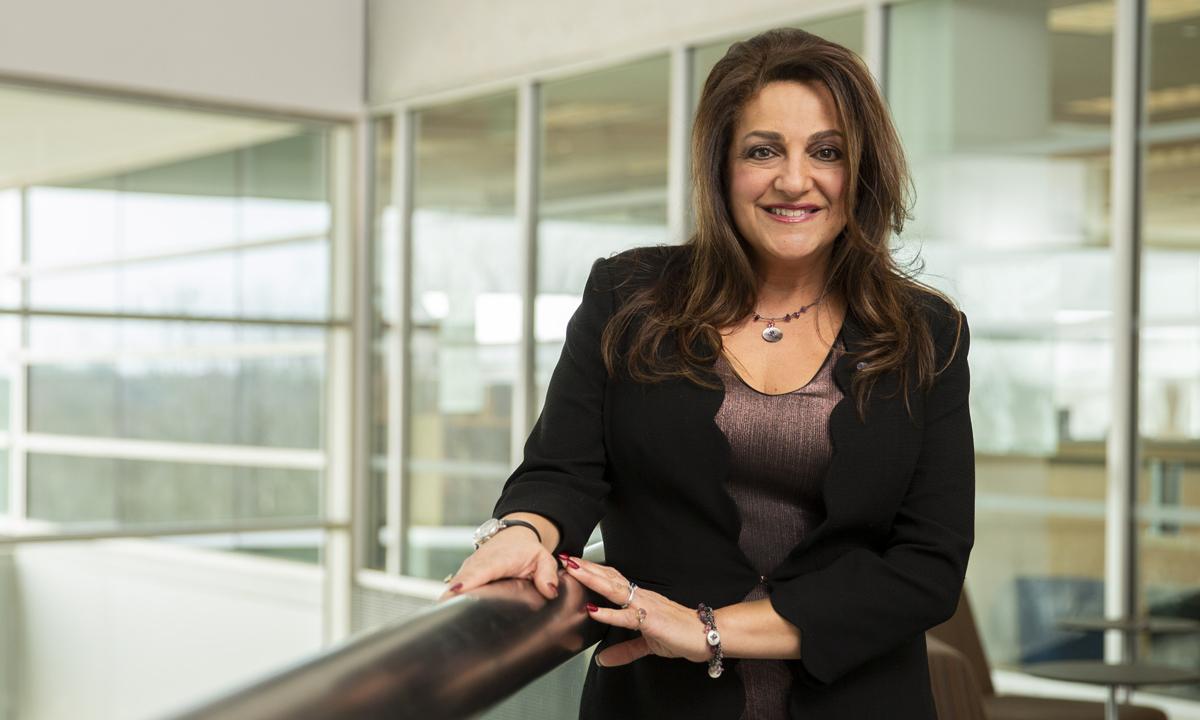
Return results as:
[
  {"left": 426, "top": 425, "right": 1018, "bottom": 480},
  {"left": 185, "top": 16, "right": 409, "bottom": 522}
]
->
[
  {"left": 476, "top": 518, "right": 542, "bottom": 548},
  {"left": 498, "top": 519, "right": 542, "bottom": 545}
]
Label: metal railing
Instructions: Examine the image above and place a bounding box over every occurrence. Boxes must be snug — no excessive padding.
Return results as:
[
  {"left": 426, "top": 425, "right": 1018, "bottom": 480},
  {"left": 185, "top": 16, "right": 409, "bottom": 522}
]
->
[
  {"left": 166, "top": 577, "right": 601, "bottom": 720},
  {"left": 166, "top": 545, "right": 608, "bottom": 720}
]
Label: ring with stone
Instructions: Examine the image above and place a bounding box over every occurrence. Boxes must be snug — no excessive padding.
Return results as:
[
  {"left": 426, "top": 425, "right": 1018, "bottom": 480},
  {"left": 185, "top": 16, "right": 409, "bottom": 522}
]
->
[{"left": 620, "top": 581, "right": 638, "bottom": 609}]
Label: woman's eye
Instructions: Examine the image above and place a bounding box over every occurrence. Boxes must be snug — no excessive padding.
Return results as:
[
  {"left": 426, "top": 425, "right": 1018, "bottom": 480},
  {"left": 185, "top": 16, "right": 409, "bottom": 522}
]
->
[
  {"left": 815, "top": 146, "right": 842, "bottom": 161},
  {"left": 747, "top": 146, "right": 775, "bottom": 160}
]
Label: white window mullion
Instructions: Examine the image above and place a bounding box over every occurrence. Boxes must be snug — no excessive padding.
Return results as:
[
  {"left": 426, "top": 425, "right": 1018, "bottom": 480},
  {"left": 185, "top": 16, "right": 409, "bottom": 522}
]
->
[
  {"left": 864, "top": 0, "right": 887, "bottom": 93},
  {"left": 668, "top": 44, "right": 694, "bottom": 245},
  {"left": 8, "top": 187, "right": 29, "bottom": 521},
  {"left": 323, "top": 122, "right": 358, "bottom": 644},
  {"left": 351, "top": 118, "right": 377, "bottom": 580},
  {"left": 388, "top": 109, "right": 414, "bottom": 576},
  {"left": 21, "top": 433, "right": 324, "bottom": 470},
  {"left": 512, "top": 80, "right": 541, "bottom": 461}
]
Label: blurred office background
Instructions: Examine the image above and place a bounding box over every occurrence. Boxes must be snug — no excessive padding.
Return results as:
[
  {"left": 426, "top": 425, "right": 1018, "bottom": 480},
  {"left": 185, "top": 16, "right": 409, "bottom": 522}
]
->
[{"left": 0, "top": 0, "right": 1197, "bottom": 717}]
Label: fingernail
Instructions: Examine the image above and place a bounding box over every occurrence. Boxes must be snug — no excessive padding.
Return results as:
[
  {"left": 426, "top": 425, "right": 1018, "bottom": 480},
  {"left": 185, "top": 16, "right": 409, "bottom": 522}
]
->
[
  {"left": 586, "top": 602, "right": 598, "bottom": 613},
  {"left": 595, "top": 653, "right": 606, "bottom": 667},
  {"left": 565, "top": 558, "right": 580, "bottom": 570},
  {"left": 449, "top": 583, "right": 463, "bottom": 593},
  {"left": 549, "top": 583, "right": 559, "bottom": 597},
  {"left": 556, "top": 552, "right": 570, "bottom": 560}
]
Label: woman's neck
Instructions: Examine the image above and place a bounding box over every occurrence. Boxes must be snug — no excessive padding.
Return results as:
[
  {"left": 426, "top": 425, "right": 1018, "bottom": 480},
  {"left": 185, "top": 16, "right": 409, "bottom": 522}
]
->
[{"left": 751, "top": 254, "right": 833, "bottom": 316}]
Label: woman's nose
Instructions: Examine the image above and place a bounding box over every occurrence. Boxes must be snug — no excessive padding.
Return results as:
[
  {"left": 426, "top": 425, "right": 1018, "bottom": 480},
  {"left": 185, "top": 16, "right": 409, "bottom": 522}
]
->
[{"left": 773, "top": 157, "right": 814, "bottom": 196}]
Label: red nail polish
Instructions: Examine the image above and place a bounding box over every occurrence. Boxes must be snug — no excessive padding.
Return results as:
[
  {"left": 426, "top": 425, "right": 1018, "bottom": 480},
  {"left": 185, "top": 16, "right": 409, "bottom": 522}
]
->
[
  {"left": 556, "top": 552, "right": 570, "bottom": 560},
  {"left": 565, "top": 558, "right": 580, "bottom": 570},
  {"left": 586, "top": 602, "right": 598, "bottom": 613},
  {"left": 449, "top": 582, "right": 463, "bottom": 593},
  {"left": 549, "top": 583, "right": 559, "bottom": 597}
]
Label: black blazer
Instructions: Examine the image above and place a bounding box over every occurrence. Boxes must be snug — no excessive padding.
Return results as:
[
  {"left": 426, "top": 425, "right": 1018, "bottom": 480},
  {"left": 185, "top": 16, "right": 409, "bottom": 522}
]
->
[{"left": 493, "top": 245, "right": 974, "bottom": 719}]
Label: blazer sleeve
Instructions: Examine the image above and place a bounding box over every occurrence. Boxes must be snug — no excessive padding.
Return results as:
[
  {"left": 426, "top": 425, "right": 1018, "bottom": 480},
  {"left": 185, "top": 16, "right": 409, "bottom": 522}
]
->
[
  {"left": 769, "top": 310, "right": 975, "bottom": 686},
  {"left": 491, "top": 256, "right": 614, "bottom": 556}
]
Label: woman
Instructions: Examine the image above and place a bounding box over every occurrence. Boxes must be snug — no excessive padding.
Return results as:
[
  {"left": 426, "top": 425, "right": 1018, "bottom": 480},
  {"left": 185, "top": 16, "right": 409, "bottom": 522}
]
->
[{"left": 441, "top": 27, "right": 973, "bottom": 719}]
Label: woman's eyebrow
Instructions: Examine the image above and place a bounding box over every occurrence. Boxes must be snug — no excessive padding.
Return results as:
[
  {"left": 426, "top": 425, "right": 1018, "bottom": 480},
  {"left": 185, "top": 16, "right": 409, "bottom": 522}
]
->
[
  {"left": 808, "top": 129, "right": 845, "bottom": 143},
  {"left": 740, "top": 129, "right": 845, "bottom": 143}
]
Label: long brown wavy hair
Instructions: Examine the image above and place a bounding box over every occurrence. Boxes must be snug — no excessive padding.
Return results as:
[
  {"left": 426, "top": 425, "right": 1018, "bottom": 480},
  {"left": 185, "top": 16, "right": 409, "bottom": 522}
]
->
[{"left": 600, "top": 27, "right": 964, "bottom": 420}]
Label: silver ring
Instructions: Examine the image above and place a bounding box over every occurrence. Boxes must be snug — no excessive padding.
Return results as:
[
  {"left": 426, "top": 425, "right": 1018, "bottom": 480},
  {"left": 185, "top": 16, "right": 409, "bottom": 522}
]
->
[
  {"left": 620, "top": 581, "right": 638, "bottom": 609},
  {"left": 636, "top": 607, "right": 647, "bottom": 628}
]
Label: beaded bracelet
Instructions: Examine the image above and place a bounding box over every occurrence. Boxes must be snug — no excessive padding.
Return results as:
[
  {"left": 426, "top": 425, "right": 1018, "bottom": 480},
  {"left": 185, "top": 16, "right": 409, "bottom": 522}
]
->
[{"left": 696, "top": 603, "right": 724, "bottom": 678}]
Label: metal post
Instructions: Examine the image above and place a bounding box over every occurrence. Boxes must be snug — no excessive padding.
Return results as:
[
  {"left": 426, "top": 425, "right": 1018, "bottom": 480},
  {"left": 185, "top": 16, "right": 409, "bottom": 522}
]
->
[{"left": 1105, "top": 0, "right": 1146, "bottom": 665}]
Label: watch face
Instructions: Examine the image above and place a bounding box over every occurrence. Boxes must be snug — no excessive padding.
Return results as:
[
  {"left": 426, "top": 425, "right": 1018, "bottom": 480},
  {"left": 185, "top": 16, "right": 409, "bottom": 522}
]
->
[{"left": 473, "top": 518, "right": 503, "bottom": 545}]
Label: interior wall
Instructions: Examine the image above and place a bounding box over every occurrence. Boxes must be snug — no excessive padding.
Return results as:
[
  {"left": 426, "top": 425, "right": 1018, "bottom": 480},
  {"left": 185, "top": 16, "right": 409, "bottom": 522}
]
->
[
  {"left": 0, "top": 0, "right": 365, "bottom": 116},
  {"left": 11, "top": 542, "right": 323, "bottom": 720},
  {"left": 368, "top": 0, "right": 862, "bottom": 104}
]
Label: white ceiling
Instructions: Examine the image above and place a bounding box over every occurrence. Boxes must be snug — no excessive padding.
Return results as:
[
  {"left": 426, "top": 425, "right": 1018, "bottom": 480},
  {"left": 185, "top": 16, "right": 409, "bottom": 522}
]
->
[{"left": 0, "top": 84, "right": 302, "bottom": 190}]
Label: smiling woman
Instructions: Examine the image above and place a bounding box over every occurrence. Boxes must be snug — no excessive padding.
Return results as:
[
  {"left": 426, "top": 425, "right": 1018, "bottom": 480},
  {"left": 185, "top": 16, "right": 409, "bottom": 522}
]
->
[{"left": 444, "top": 27, "right": 973, "bottom": 720}]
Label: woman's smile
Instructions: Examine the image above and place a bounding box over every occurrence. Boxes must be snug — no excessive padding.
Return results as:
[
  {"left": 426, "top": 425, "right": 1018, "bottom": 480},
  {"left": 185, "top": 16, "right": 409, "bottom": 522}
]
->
[{"left": 761, "top": 204, "right": 823, "bottom": 223}]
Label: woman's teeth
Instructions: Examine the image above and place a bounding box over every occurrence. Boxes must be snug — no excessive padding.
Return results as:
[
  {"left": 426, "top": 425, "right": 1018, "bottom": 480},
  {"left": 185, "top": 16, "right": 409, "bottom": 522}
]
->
[{"left": 767, "top": 207, "right": 816, "bottom": 217}]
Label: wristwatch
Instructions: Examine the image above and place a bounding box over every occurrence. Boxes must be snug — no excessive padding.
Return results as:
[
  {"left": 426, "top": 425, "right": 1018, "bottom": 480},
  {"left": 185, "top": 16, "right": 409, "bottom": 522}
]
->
[{"left": 472, "top": 517, "right": 542, "bottom": 549}]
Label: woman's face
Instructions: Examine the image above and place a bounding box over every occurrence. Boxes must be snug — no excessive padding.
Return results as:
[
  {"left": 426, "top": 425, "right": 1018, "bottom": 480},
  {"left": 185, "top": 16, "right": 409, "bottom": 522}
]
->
[{"left": 726, "top": 80, "right": 849, "bottom": 272}]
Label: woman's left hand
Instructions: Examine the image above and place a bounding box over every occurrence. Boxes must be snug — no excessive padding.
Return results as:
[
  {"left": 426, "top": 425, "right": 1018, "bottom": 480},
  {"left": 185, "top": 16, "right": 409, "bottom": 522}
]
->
[{"left": 559, "top": 553, "right": 710, "bottom": 667}]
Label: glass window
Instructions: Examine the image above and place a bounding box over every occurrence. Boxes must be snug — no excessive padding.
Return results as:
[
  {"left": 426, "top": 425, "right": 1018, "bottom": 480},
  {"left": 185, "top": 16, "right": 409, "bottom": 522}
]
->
[
  {"left": 0, "top": 450, "right": 7, "bottom": 514},
  {"left": 1138, "top": 0, "right": 1200, "bottom": 696},
  {"left": 29, "top": 132, "right": 326, "bottom": 267},
  {"left": 0, "top": 188, "right": 24, "bottom": 270},
  {"left": 28, "top": 349, "right": 323, "bottom": 448},
  {"left": 890, "top": 0, "right": 1114, "bottom": 670},
  {"left": 28, "top": 223, "right": 329, "bottom": 319},
  {"left": 404, "top": 93, "right": 518, "bottom": 578},
  {"left": 536, "top": 55, "right": 672, "bottom": 406},
  {"left": 2, "top": 81, "right": 339, "bottom": 559},
  {"left": 26, "top": 454, "right": 320, "bottom": 525}
]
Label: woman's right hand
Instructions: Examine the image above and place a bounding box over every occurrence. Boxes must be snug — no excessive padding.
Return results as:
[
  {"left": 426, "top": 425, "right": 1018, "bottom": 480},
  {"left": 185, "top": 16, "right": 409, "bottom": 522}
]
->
[{"left": 436, "top": 525, "right": 562, "bottom": 603}]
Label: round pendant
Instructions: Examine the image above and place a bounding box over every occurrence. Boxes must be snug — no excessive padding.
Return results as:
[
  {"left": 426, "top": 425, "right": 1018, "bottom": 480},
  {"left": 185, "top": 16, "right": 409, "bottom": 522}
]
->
[
  {"left": 761, "top": 326, "right": 783, "bottom": 343},
  {"left": 708, "top": 664, "right": 723, "bottom": 679}
]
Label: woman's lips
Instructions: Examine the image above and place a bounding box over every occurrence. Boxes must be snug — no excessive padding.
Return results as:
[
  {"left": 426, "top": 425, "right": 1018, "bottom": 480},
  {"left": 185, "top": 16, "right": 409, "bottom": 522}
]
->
[{"left": 761, "top": 207, "right": 821, "bottom": 223}]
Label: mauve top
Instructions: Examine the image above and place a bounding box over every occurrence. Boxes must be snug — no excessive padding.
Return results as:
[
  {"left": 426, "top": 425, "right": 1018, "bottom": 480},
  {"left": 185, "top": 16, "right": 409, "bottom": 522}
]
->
[{"left": 712, "top": 334, "right": 845, "bottom": 720}]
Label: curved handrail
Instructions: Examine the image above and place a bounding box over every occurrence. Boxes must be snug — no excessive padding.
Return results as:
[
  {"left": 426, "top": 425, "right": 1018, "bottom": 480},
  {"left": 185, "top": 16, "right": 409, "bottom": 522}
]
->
[{"left": 165, "top": 545, "right": 607, "bottom": 720}]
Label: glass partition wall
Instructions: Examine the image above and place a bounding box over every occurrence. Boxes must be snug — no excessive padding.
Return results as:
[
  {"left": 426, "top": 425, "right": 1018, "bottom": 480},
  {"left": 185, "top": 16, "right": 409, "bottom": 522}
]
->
[
  {"left": 890, "top": 0, "right": 1119, "bottom": 669},
  {"left": 0, "top": 81, "right": 354, "bottom": 720},
  {"left": 1139, "top": 0, "right": 1200, "bottom": 680},
  {"left": 367, "top": 0, "right": 1197, "bottom": 710}
]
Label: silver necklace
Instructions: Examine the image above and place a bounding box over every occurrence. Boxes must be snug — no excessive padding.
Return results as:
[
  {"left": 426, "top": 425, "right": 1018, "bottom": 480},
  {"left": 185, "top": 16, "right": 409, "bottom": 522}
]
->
[{"left": 753, "top": 291, "right": 827, "bottom": 343}]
